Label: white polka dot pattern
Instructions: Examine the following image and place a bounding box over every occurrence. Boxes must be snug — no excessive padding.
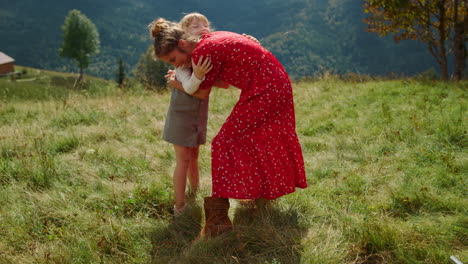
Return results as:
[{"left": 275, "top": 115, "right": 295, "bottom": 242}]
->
[{"left": 193, "top": 31, "right": 307, "bottom": 200}]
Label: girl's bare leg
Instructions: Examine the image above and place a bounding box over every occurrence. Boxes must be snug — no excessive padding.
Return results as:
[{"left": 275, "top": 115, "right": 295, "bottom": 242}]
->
[
  {"left": 173, "top": 144, "right": 192, "bottom": 210},
  {"left": 187, "top": 146, "right": 200, "bottom": 195}
]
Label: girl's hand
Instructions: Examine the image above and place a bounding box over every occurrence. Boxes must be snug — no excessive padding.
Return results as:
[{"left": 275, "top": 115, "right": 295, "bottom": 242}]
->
[
  {"left": 164, "top": 71, "right": 175, "bottom": 81},
  {"left": 167, "top": 78, "right": 181, "bottom": 88},
  {"left": 242, "top": 33, "right": 260, "bottom": 44},
  {"left": 165, "top": 71, "right": 178, "bottom": 88},
  {"left": 192, "top": 56, "right": 213, "bottom": 80}
]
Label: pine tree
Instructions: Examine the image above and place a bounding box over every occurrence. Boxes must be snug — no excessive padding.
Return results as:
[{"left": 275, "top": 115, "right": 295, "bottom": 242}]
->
[
  {"left": 117, "top": 58, "right": 126, "bottom": 87},
  {"left": 59, "top": 9, "right": 100, "bottom": 82}
]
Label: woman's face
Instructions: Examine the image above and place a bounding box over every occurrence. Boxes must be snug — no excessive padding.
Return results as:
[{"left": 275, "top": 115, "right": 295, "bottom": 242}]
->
[
  {"left": 187, "top": 19, "right": 210, "bottom": 36},
  {"left": 160, "top": 47, "right": 191, "bottom": 68}
]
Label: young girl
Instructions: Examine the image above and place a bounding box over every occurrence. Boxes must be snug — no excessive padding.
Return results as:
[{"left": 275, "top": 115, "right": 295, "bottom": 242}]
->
[{"left": 159, "top": 13, "right": 215, "bottom": 217}]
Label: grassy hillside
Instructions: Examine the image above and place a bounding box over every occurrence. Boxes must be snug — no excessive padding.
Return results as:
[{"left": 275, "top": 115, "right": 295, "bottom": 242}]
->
[
  {"left": 0, "top": 71, "right": 466, "bottom": 263},
  {"left": 0, "top": 66, "right": 119, "bottom": 101}
]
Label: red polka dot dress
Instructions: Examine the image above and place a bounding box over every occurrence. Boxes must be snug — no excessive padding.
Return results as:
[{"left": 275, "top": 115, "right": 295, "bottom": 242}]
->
[{"left": 193, "top": 31, "right": 307, "bottom": 200}]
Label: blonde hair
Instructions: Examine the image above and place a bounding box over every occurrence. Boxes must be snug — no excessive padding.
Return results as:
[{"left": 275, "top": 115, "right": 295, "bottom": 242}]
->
[
  {"left": 179, "top": 12, "right": 212, "bottom": 32},
  {"left": 148, "top": 18, "right": 186, "bottom": 58}
]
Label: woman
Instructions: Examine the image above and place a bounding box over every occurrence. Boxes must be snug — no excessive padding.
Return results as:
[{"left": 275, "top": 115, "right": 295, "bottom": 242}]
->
[{"left": 150, "top": 18, "right": 307, "bottom": 237}]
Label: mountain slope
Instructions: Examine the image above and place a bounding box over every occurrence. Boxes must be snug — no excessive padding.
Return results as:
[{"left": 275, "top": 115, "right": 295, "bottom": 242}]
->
[{"left": 0, "top": 0, "right": 437, "bottom": 79}]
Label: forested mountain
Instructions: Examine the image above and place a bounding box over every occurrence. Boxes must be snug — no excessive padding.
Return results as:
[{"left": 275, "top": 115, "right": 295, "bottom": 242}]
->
[{"left": 0, "top": 0, "right": 438, "bottom": 79}]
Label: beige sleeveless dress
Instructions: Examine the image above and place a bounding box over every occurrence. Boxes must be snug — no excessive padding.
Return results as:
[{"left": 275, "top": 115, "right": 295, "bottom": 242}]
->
[{"left": 162, "top": 88, "right": 209, "bottom": 147}]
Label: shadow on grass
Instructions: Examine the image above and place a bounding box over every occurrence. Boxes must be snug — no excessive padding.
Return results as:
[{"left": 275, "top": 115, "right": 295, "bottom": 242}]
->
[{"left": 150, "top": 201, "right": 305, "bottom": 264}]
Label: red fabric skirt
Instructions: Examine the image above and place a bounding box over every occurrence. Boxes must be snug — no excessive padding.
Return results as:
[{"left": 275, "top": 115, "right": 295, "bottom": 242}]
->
[{"left": 211, "top": 84, "right": 307, "bottom": 199}]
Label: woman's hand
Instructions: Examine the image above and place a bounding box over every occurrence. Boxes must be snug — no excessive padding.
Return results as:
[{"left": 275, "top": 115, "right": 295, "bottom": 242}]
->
[{"left": 192, "top": 56, "right": 213, "bottom": 80}]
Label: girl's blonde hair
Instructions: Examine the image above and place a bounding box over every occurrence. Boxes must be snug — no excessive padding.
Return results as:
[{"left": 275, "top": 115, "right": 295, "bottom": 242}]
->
[{"left": 179, "top": 12, "right": 212, "bottom": 31}]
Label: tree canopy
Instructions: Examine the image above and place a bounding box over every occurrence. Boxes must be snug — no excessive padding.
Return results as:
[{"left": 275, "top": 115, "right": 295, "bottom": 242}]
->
[
  {"left": 134, "top": 46, "right": 170, "bottom": 91},
  {"left": 363, "top": 0, "right": 467, "bottom": 80},
  {"left": 59, "top": 9, "right": 100, "bottom": 81}
]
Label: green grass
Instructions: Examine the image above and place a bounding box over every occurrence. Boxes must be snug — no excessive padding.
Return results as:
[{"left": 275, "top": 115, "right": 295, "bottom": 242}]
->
[{"left": 0, "top": 69, "right": 466, "bottom": 263}]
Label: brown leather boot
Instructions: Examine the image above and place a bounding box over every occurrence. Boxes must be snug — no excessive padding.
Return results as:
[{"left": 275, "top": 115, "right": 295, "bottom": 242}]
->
[{"left": 200, "top": 197, "right": 232, "bottom": 238}]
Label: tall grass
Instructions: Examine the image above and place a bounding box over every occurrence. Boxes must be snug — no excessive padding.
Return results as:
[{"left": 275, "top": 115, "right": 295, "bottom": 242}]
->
[{"left": 0, "top": 70, "right": 466, "bottom": 263}]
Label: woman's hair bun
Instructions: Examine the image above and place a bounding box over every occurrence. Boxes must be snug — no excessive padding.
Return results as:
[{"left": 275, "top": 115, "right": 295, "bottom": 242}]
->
[{"left": 149, "top": 18, "right": 170, "bottom": 38}]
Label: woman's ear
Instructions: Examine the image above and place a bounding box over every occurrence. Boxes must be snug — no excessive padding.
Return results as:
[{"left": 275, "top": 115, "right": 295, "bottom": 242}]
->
[
  {"left": 178, "top": 39, "right": 194, "bottom": 54},
  {"left": 178, "top": 39, "right": 188, "bottom": 49}
]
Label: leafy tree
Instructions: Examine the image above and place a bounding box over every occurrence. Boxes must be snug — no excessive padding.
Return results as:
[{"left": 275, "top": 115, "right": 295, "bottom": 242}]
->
[
  {"left": 59, "top": 9, "right": 100, "bottom": 82},
  {"left": 134, "top": 46, "right": 170, "bottom": 91},
  {"left": 116, "top": 57, "right": 126, "bottom": 87},
  {"left": 363, "top": 0, "right": 467, "bottom": 80},
  {"left": 452, "top": 0, "right": 467, "bottom": 80}
]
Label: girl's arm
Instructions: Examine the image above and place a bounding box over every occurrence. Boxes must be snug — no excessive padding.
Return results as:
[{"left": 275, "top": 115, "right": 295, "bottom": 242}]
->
[
  {"left": 166, "top": 72, "right": 212, "bottom": 100},
  {"left": 166, "top": 75, "right": 184, "bottom": 91},
  {"left": 173, "top": 56, "right": 212, "bottom": 95},
  {"left": 168, "top": 78, "right": 211, "bottom": 99}
]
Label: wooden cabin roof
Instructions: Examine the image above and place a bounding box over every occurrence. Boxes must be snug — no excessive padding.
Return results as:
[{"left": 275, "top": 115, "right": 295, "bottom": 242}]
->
[{"left": 0, "top": 52, "right": 14, "bottom": 64}]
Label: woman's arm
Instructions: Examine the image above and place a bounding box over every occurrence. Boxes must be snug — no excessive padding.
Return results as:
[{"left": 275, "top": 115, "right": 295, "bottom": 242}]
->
[
  {"left": 190, "top": 86, "right": 212, "bottom": 100},
  {"left": 213, "top": 79, "right": 230, "bottom": 89},
  {"left": 187, "top": 39, "right": 227, "bottom": 98}
]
